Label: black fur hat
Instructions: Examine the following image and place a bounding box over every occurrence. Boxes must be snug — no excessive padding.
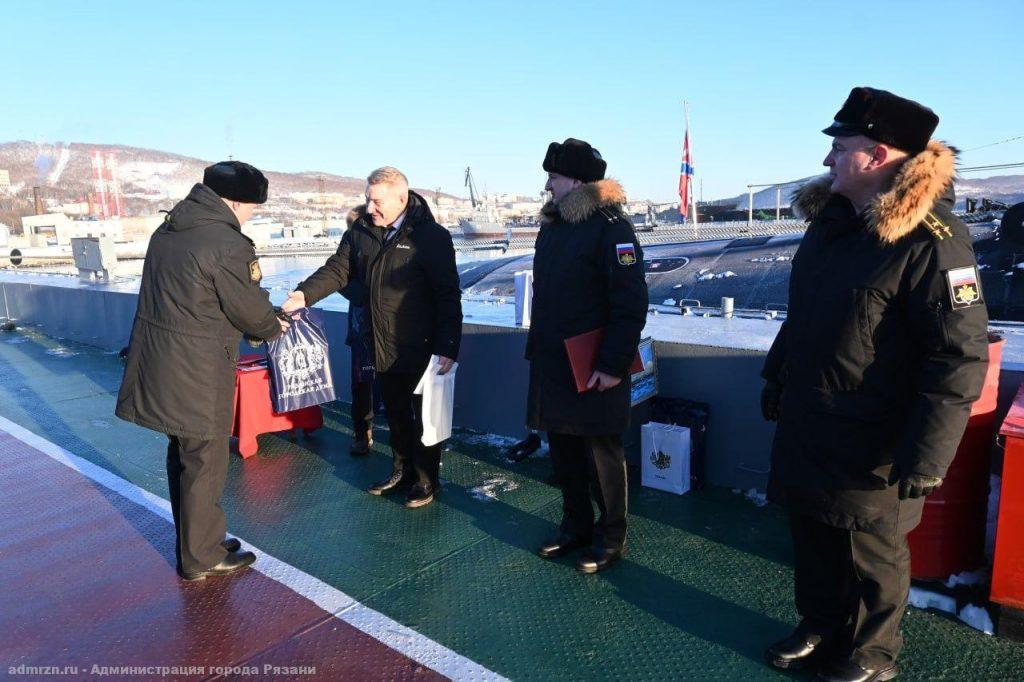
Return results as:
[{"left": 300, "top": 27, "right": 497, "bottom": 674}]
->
[
  {"left": 542, "top": 138, "right": 607, "bottom": 183},
  {"left": 822, "top": 87, "right": 939, "bottom": 155},
  {"left": 203, "top": 161, "right": 269, "bottom": 204}
]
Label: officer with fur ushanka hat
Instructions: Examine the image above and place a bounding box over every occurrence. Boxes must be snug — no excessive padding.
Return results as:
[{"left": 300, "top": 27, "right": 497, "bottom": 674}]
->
[
  {"left": 761, "top": 88, "right": 989, "bottom": 681},
  {"left": 117, "top": 160, "right": 287, "bottom": 581},
  {"left": 527, "top": 137, "right": 648, "bottom": 574}
]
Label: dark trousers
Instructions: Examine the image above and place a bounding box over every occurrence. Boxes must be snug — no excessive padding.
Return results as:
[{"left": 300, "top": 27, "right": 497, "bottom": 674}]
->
[
  {"left": 350, "top": 359, "right": 374, "bottom": 438},
  {"left": 548, "top": 432, "right": 627, "bottom": 551},
  {"left": 166, "top": 435, "right": 230, "bottom": 574},
  {"left": 789, "top": 512, "right": 909, "bottom": 669},
  {"left": 378, "top": 370, "right": 441, "bottom": 487}
]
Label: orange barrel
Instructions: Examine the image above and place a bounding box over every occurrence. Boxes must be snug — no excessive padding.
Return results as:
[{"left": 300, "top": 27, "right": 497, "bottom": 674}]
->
[{"left": 908, "top": 333, "right": 1004, "bottom": 580}]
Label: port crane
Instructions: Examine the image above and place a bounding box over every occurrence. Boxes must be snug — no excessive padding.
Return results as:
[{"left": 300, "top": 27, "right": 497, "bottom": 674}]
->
[{"left": 464, "top": 167, "right": 481, "bottom": 208}]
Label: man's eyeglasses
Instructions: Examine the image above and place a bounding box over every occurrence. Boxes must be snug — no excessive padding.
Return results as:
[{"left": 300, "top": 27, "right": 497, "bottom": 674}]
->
[{"left": 830, "top": 142, "right": 878, "bottom": 156}]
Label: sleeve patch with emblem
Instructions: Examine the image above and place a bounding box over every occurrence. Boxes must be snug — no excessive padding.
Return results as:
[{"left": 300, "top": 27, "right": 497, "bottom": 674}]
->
[
  {"left": 946, "top": 265, "right": 982, "bottom": 308},
  {"left": 616, "top": 243, "right": 637, "bottom": 266},
  {"left": 248, "top": 258, "right": 263, "bottom": 283}
]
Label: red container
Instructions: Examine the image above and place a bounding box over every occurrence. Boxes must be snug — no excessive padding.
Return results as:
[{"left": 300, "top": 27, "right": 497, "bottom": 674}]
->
[
  {"left": 992, "top": 384, "right": 1024, "bottom": 610},
  {"left": 908, "top": 335, "right": 1004, "bottom": 580}
]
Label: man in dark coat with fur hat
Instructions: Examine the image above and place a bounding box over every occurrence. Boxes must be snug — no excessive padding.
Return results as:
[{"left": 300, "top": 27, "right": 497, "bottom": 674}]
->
[
  {"left": 527, "top": 138, "right": 648, "bottom": 573},
  {"left": 282, "top": 166, "right": 462, "bottom": 509},
  {"left": 761, "top": 88, "right": 989, "bottom": 681},
  {"left": 116, "top": 161, "right": 288, "bottom": 580}
]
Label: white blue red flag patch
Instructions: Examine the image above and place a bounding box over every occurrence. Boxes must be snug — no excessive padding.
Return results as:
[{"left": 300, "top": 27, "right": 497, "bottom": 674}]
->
[
  {"left": 616, "top": 243, "right": 637, "bottom": 266},
  {"left": 946, "top": 266, "right": 982, "bottom": 309}
]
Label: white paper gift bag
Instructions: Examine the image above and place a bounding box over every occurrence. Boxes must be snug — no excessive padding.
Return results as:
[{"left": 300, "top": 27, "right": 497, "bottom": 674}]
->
[
  {"left": 514, "top": 270, "right": 534, "bottom": 327},
  {"left": 414, "top": 355, "right": 458, "bottom": 446},
  {"left": 641, "top": 421, "right": 691, "bottom": 495}
]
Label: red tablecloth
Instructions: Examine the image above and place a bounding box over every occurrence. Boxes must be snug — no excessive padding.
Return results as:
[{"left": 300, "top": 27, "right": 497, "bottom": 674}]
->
[{"left": 232, "top": 354, "right": 323, "bottom": 458}]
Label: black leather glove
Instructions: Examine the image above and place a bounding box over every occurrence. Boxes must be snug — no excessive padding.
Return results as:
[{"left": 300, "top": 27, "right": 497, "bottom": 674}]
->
[
  {"left": 898, "top": 472, "right": 943, "bottom": 500},
  {"left": 761, "top": 380, "right": 782, "bottom": 421}
]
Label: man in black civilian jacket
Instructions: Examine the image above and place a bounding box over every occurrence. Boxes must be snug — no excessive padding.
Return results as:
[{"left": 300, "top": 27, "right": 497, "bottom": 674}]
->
[{"left": 283, "top": 167, "right": 462, "bottom": 508}]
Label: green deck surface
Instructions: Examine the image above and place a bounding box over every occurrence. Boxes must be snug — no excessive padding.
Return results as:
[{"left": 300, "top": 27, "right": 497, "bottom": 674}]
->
[{"left": 1, "top": 326, "right": 1022, "bottom": 680}]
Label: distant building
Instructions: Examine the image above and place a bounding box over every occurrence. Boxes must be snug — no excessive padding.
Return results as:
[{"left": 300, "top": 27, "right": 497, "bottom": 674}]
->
[
  {"left": 59, "top": 201, "right": 91, "bottom": 216},
  {"left": 21, "top": 213, "right": 70, "bottom": 246},
  {"left": 21, "top": 213, "right": 124, "bottom": 246},
  {"left": 290, "top": 218, "right": 349, "bottom": 233},
  {"left": 507, "top": 200, "right": 543, "bottom": 214},
  {"left": 120, "top": 215, "right": 165, "bottom": 242},
  {"left": 242, "top": 219, "right": 285, "bottom": 245},
  {"left": 0, "top": 170, "right": 10, "bottom": 191}
]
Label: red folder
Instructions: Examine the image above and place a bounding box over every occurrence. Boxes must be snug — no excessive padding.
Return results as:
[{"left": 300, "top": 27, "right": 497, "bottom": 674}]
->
[{"left": 564, "top": 328, "right": 646, "bottom": 393}]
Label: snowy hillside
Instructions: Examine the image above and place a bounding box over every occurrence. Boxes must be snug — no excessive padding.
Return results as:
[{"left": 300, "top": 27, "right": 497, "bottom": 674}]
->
[{"left": 0, "top": 141, "right": 452, "bottom": 217}]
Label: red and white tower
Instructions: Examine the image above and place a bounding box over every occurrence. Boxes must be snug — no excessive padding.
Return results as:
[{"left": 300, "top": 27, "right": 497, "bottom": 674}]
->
[
  {"left": 105, "top": 151, "right": 123, "bottom": 217},
  {"left": 90, "top": 150, "right": 108, "bottom": 218},
  {"left": 90, "top": 149, "right": 124, "bottom": 218}
]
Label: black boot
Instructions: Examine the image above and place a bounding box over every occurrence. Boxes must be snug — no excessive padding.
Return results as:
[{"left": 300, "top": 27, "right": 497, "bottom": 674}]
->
[
  {"left": 575, "top": 547, "right": 624, "bottom": 573},
  {"left": 765, "top": 630, "right": 828, "bottom": 670},
  {"left": 368, "top": 470, "right": 412, "bottom": 495},
  {"left": 537, "top": 532, "right": 591, "bottom": 559},
  {"left": 351, "top": 430, "right": 373, "bottom": 456},
  {"left": 405, "top": 482, "right": 441, "bottom": 508},
  {"left": 179, "top": 550, "right": 256, "bottom": 581},
  {"left": 817, "top": 659, "right": 900, "bottom": 681}
]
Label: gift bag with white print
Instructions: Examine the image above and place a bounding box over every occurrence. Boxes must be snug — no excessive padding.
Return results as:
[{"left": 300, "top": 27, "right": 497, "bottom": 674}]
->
[{"left": 266, "top": 307, "right": 336, "bottom": 413}]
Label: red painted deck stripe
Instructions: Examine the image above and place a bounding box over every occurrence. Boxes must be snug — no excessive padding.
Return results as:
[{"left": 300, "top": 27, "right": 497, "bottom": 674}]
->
[{"left": 0, "top": 431, "right": 443, "bottom": 681}]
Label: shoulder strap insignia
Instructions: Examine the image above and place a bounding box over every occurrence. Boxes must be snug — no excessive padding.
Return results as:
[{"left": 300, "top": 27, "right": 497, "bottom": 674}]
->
[
  {"left": 598, "top": 206, "right": 621, "bottom": 223},
  {"left": 922, "top": 212, "right": 953, "bottom": 240}
]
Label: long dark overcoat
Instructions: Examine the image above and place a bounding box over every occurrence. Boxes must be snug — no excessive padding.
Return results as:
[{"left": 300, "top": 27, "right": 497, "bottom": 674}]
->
[
  {"left": 763, "top": 141, "right": 989, "bottom": 533},
  {"left": 526, "top": 179, "right": 649, "bottom": 436},
  {"left": 116, "top": 183, "right": 281, "bottom": 439}
]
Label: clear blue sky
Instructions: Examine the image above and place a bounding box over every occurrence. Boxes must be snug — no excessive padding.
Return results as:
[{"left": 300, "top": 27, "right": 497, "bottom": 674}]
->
[{"left": 5, "top": 0, "right": 1022, "bottom": 202}]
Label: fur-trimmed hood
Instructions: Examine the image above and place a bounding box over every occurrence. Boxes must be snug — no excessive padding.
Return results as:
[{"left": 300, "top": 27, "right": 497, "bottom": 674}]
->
[
  {"left": 541, "top": 178, "right": 627, "bottom": 225},
  {"left": 791, "top": 140, "right": 957, "bottom": 244},
  {"left": 346, "top": 206, "right": 363, "bottom": 227}
]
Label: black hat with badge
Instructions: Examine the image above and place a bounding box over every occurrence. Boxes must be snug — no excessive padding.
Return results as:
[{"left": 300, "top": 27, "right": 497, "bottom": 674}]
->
[
  {"left": 203, "top": 160, "right": 269, "bottom": 204},
  {"left": 822, "top": 87, "right": 939, "bottom": 155},
  {"left": 543, "top": 138, "right": 607, "bottom": 183}
]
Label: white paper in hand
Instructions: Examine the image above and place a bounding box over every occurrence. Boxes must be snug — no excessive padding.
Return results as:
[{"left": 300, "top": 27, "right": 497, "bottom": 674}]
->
[{"left": 414, "top": 355, "right": 458, "bottom": 446}]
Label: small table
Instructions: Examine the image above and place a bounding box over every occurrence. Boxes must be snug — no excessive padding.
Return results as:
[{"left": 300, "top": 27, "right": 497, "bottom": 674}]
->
[{"left": 232, "top": 354, "right": 323, "bottom": 458}]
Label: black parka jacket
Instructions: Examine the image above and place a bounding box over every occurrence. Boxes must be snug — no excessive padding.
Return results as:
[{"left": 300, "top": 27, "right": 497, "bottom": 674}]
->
[
  {"left": 763, "top": 141, "right": 989, "bottom": 533},
  {"left": 526, "top": 179, "right": 648, "bottom": 436},
  {"left": 296, "top": 190, "right": 462, "bottom": 375},
  {"left": 115, "top": 184, "right": 282, "bottom": 439}
]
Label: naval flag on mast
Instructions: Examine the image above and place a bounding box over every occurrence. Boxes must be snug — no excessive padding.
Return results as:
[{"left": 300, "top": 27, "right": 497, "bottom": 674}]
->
[{"left": 678, "top": 123, "right": 694, "bottom": 221}]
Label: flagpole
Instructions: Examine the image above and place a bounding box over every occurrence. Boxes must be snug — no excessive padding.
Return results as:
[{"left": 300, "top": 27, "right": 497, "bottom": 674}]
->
[{"left": 685, "top": 100, "right": 698, "bottom": 232}]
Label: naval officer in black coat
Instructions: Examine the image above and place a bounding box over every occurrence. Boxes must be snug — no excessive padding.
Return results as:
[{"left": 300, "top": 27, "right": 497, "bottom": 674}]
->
[
  {"left": 527, "top": 138, "right": 648, "bottom": 573},
  {"left": 116, "top": 161, "right": 288, "bottom": 580},
  {"left": 761, "top": 89, "right": 989, "bottom": 681}
]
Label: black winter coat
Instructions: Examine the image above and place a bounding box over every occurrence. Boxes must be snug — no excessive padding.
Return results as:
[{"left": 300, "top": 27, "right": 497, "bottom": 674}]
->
[
  {"left": 296, "top": 190, "right": 462, "bottom": 375},
  {"left": 116, "top": 184, "right": 282, "bottom": 439},
  {"left": 763, "top": 142, "right": 989, "bottom": 533},
  {"left": 526, "top": 179, "right": 648, "bottom": 436}
]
